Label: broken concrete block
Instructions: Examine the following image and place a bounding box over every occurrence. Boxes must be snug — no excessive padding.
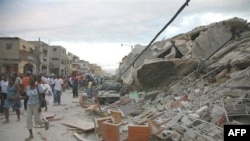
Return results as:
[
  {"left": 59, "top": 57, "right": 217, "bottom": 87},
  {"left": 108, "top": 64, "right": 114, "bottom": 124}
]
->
[
  {"left": 119, "top": 103, "right": 140, "bottom": 116},
  {"left": 203, "top": 86, "right": 210, "bottom": 94},
  {"left": 129, "top": 91, "right": 139, "bottom": 99},
  {"left": 210, "top": 105, "right": 224, "bottom": 119},
  {"left": 157, "top": 129, "right": 174, "bottom": 140},
  {"left": 156, "top": 105, "right": 165, "bottom": 112},
  {"left": 192, "top": 22, "right": 232, "bottom": 60},
  {"left": 183, "top": 130, "right": 197, "bottom": 141},
  {"left": 196, "top": 105, "right": 209, "bottom": 115},
  {"left": 171, "top": 95, "right": 189, "bottom": 108},
  {"left": 182, "top": 136, "right": 194, "bottom": 141},
  {"left": 164, "top": 47, "right": 176, "bottom": 60},
  {"left": 147, "top": 119, "right": 165, "bottom": 135},
  {"left": 194, "top": 89, "right": 201, "bottom": 94},
  {"left": 181, "top": 116, "right": 193, "bottom": 127},
  {"left": 180, "top": 101, "right": 193, "bottom": 110},
  {"left": 187, "top": 92, "right": 196, "bottom": 101},
  {"left": 188, "top": 113, "right": 200, "bottom": 118},
  {"left": 197, "top": 136, "right": 208, "bottom": 141},
  {"left": 144, "top": 90, "right": 161, "bottom": 100},
  {"left": 164, "top": 114, "right": 183, "bottom": 127},
  {"left": 215, "top": 68, "right": 229, "bottom": 82},
  {"left": 207, "top": 128, "right": 222, "bottom": 138}
]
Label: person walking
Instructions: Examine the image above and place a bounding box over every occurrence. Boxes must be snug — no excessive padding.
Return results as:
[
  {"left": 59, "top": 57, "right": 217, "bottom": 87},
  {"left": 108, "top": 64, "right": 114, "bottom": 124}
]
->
[
  {"left": 40, "top": 79, "right": 53, "bottom": 107},
  {"left": 25, "top": 75, "right": 49, "bottom": 141},
  {"left": 0, "top": 74, "right": 8, "bottom": 114},
  {"left": 21, "top": 71, "right": 31, "bottom": 111},
  {"left": 3, "top": 76, "right": 22, "bottom": 122},
  {"left": 71, "top": 74, "right": 78, "bottom": 98},
  {"left": 53, "top": 75, "right": 63, "bottom": 105},
  {"left": 87, "top": 78, "right": 94, "bottom": 99},
  {"left": 37, "top": 76, "right": 47, "bottom": 111}
]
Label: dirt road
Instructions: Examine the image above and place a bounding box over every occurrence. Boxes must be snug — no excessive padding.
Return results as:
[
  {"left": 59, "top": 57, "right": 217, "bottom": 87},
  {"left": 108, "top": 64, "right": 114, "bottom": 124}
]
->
[{"left": 0, "top": 89, "right": 97, "bottom": 141}]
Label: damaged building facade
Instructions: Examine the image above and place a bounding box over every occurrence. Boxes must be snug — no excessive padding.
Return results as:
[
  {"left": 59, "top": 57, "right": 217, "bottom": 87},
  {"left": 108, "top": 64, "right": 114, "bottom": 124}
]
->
[{"left": 112, "top": 17, "right": 250, "bottom": 140}]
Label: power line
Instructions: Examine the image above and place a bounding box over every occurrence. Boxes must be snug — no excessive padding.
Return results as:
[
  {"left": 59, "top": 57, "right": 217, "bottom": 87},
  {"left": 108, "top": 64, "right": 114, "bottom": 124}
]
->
[{"left": 119, "top": 0, "right": 191, "bottom": 77}]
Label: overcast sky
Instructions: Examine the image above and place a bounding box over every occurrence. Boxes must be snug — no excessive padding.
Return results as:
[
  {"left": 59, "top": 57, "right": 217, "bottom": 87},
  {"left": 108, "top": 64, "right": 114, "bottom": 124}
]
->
[{"left": 0, "top": 0, "right": 249, "bottom": 74}]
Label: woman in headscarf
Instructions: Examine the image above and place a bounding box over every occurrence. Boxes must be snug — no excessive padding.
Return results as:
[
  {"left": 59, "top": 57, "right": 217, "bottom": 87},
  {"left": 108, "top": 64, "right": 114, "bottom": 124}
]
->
[
  {"left": 3, "top": 76, "right": 22, "bottom": 122},
  {"left": 25, "top": 75, "right": 49, "bottom": 141}
]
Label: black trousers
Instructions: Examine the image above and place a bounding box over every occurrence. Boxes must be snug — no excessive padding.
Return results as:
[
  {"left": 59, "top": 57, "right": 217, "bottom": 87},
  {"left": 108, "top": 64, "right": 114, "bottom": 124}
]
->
[
  {"left": 0, "top": 93, "right": 7, "bottom": 113},
  {"left": 21, "top": 93, "right": 28, "bottom": 111},
  {"left": 72, "top": 87, "right": 78, "bottom": 97},
  {"left": 23, "top": 98, "right": 28, "bottom": 111}
]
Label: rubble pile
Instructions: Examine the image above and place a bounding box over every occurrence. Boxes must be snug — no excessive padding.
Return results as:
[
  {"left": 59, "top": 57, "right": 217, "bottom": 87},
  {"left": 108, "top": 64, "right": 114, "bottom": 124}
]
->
[
  {"left": 73, "top": 17, "right": 249, "bottom": 141},
  {"left": 104, "top": 17, "right": 249, "bottom": 140},
  {"left": 119, "top": 17, "right": 250, "bottom": 90}
]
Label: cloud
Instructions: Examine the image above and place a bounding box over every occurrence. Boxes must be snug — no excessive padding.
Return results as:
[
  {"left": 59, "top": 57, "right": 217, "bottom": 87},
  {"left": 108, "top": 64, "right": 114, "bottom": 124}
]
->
[{"left": 0, "top": 0, "right": 249, "bottom": 74}]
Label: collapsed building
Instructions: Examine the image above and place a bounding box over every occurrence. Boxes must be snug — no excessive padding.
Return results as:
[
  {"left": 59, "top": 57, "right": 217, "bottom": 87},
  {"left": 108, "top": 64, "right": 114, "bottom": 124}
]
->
[
  {"left": 67, "top": 17, "right": 249, "bottom": 141},
  {"left": 111, "top": 17, "right": 250, "bottom": 141}
]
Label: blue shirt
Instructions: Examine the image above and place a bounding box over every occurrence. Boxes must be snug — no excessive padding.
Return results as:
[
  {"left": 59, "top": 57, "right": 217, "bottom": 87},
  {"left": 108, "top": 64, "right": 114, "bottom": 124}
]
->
[
  {"left": 27, "top": 85, "right": 43, "bottom": 105},
  {"left": 7, "top": 85, "right": 17, "bottom": 99}
]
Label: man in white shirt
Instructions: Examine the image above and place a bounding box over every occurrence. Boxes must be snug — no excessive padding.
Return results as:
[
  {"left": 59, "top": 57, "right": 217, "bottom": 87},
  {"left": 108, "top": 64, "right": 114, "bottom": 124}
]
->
[
  {"left": 0, "top": 75, "right": 8, "bottom": 114},
  {"left": 53, "top": 75, "right": 63, "bottom": 105}
]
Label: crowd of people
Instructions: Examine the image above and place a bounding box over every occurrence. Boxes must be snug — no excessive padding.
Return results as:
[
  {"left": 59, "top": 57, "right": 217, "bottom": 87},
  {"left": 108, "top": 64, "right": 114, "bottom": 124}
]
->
[{"left": 0, "top": 71, "right": 99, "bottom": 141}]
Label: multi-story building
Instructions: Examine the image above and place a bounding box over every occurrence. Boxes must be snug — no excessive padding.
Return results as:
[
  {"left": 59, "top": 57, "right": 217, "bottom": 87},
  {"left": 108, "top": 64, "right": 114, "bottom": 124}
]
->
[
  {"left": 89, "top": 64, "right": 102, "bottom": 76},
  {"left": 67, "top": 52, "right": 80, "bottom": 76},
  {"left": 48, "top": 45, "right": 67, "bottom": 76},
  {"left": 0, "top": 37, "right": 36, "bottom": 74},
  {"left": 72, "top": 60, "right": 89, "bottom": 75},
  {"left": 29, "top": 39, "right": 50, "bottom": 75}
]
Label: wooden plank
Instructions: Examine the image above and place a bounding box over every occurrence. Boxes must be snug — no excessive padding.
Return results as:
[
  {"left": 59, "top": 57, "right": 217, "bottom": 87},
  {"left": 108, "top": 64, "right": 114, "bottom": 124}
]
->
[
  {"left": 61, "top": 120, "right": 95, "bottom": 131},
  {"left": 147, "top": 117, "right": 172, "bottom": 135},
  {"left": 85, "top": 104, "right": 100, "bottom": 112},
  {"left": 94, "top": 116, "right": 114, "bottom": 133},
  {"left": 147, "top": 119, "right": 165, "bottom": 135},
  {"left": 136, "top": 109, "right": 154, "bottom": 119},
  {"left": 94, "top": 116, "right": 114, "bottom": 141},
  {"left": 128, "top": 125, "right": 150, "bottom": 141},
  {"left": 109, "top": 110, "right": 122, "bottom": 124},
  {"left": 101, "top": 121, "right": 120, "bottom": 141},
  {"left": 41, "top": 112, "right": 56, "bottom": 119},
  {"left": 47, "top": 116, "right": 64, "bottom": 121}
]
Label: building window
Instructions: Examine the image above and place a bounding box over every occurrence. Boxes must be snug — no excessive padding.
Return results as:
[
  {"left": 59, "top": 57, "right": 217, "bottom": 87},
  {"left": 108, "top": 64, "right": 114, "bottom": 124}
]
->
[
  {"left": 53, "top": 48, "right": 57, "bottom": 51},
  {"left": 52, "top": 58, "right": 59, "bottom": 60},
  {"left": 23, "top": 45, "right": 26, "bottom": 49},
  {"left": 6, "top": 43, "right": 12, "bottom": 50}
]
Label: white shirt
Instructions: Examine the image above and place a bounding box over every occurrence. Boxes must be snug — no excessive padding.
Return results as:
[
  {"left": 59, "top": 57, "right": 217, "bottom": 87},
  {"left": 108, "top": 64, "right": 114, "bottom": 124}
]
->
[
  {"left": 41, "top": 84, "right": 53, "bottom": 95},
  {"left": 15, "top": 77, "right": 22, "bottom": 84},
  {"left": 45, "top": 77, "right": 50, "bottom": 84},
  {"left": 54, "top": 78, "right": 63, "bottom": 91},
  {"left": 49, "top": 78, "right": 54, "bottom": 85},
  {"left": 0, "top": 80, "right": 8, "bottom": 93}
]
